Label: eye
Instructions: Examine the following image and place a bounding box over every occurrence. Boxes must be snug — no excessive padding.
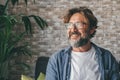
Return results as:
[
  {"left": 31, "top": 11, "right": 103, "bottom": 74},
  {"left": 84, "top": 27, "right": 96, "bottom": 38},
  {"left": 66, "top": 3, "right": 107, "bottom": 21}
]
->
[
  {"left": 75, "top": 22, "right": 81, "bottom": 26},
  {"left": 65, "top": 23, "right": 73, "bottom": 28},
  {"left": 82, "top": 22, "right": 88, "bottom": 25}
]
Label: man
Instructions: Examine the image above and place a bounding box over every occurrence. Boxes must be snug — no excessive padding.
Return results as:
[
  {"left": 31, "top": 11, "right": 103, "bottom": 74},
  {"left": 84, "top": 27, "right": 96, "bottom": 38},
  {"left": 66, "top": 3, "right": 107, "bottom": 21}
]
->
[{"left": 45, "top": 7, "right": 119, "bottom": 80}]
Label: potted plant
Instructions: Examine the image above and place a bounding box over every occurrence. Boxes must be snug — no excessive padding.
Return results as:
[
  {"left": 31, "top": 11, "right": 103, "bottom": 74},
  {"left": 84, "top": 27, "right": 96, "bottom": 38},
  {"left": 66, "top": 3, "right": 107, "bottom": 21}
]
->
[{"left": 0, "top": 0, "right": 47, "bottom": 80}]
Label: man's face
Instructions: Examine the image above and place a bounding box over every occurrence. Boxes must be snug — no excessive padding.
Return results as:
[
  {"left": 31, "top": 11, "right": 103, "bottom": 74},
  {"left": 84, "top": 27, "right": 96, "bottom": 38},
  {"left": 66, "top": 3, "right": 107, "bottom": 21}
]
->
[{"left": 66, "top": 13, "right": 92, "bottom": 48}]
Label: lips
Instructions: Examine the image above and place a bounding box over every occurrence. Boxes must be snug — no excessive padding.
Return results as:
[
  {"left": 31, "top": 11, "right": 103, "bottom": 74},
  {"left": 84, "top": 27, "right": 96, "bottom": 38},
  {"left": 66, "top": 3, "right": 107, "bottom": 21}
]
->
[
  {"left": 70, "top": 31, "right": 80, "bottom": 35},
  {"left": 70, "top": 34, "right": 79, "bottom": 39}
]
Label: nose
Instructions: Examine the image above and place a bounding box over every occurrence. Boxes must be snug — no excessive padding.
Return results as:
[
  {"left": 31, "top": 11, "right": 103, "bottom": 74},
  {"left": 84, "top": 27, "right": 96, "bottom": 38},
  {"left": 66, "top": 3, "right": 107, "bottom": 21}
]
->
[{"left": 71, "top": 25, "right": 78, "bottom": 32}]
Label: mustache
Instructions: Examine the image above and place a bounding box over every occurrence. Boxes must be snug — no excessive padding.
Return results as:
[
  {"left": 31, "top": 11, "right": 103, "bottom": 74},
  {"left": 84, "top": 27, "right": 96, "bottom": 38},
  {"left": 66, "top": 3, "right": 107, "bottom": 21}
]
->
[
  {"left": 70, "top": 32, "right": 80, "bottom": 36},
  {"left": 69, "top": 32, "right": 81, "bottom": 38}
]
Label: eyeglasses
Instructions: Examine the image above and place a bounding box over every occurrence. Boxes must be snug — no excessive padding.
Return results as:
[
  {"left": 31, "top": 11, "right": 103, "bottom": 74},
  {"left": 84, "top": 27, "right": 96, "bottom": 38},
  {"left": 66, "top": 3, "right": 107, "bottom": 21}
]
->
[{"left": 65, "top": 22, "right": 88, "bottom": 29}]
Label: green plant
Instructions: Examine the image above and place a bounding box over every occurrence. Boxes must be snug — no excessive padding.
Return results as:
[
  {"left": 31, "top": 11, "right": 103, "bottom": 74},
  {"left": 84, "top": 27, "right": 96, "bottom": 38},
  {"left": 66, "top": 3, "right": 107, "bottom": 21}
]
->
[{"left": 0, "top": 0, "right": 47, "bottom": 80}]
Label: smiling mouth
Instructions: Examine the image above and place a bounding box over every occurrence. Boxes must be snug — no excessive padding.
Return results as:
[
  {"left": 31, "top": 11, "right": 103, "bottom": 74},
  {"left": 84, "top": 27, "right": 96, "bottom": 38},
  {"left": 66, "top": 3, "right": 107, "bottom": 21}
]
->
[{"left": 70, "top": 34, "right": 80, "bottom": 40}]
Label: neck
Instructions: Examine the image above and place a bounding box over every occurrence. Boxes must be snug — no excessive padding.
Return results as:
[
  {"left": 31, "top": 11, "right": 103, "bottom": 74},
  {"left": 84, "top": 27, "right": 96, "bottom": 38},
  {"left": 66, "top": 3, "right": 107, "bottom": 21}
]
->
[{"left": 72, "top": 41, "right": 92, "bottom": 52}]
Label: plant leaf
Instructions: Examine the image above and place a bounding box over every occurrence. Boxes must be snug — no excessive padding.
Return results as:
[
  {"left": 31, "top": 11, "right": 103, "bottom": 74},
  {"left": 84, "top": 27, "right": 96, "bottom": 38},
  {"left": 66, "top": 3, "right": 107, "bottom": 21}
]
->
[
  {"left": 6, "top": 43, "right": 32, "bottom": 61},
  {"left": 34, "top": 0, "right": 36, "bottom": 3},
  {"left": 37, "top": 16, "right": 48, "bottom": 28},
  {"left": 2, "top": 33, "right": 24, "bottom": 61},
  {"left": 24, "top": 0, "right": 28, "bottom": 6},
  {"left": 0, "top": 4, "right": 5, "bottom": 15},
  {"left": 22, "top": 16, "right": 32, "bottom": 34},
  {"left": 15, "top": 62, "right": 31, "bottom": 70},
  {"left": 11, "top": 0, "right": 19, "bottom": 6},
  {"left": 29, "top": 15, "right": 48, "bottom": 30}
]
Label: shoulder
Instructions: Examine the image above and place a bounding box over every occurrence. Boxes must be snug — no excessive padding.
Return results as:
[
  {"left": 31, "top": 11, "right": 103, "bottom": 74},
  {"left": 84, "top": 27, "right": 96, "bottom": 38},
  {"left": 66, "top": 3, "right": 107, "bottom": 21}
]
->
[
  {"left": 98, "top": 47, "right": 112, "bottom": 55},
  {"left": 92, "top": 43, "right": 117, "bottom": 62},
  {"left": 49, "top": 47, "right": 71, "bottom": 62},
  {"left": 92, "top": 43, "right": 112, "bottom": 56},
  {"left": 93, "top": 43, "right": 117, "bottom": 62}
]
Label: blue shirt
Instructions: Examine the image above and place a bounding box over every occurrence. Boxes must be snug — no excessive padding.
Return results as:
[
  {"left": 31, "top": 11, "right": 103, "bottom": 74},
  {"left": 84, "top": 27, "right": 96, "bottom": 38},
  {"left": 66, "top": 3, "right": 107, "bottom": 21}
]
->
[{"left": 45, "top": 43, "right": 119, "bottom": 80}]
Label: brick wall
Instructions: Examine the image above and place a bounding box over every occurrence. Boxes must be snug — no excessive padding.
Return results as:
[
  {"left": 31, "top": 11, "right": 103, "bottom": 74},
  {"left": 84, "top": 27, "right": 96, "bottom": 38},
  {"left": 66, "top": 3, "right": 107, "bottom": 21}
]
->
[
  {"left": 26, "top": 0, "right": 120, "bottom": 60},
  {"left": 3, "top": 0, "right": 120, "bottom": 79}
]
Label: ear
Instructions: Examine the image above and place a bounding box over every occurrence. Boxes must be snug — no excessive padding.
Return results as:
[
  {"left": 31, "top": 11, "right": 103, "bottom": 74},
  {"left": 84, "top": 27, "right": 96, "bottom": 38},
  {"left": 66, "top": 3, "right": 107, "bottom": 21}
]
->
[{"left": 90, "top": 28, "right": 96, "bottom": 35}]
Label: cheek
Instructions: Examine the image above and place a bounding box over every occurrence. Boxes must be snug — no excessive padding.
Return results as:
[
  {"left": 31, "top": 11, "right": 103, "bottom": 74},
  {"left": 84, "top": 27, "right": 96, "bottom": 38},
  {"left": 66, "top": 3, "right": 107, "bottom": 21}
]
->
[
  {"left": 66, "top": 30, "right": 70, "bottom": 37},
  {"left": 79, "top": 30, "right": 89, "bottom": 37},
  {"left": 78, "top": 29, "right": 84, "bottom": 35},
  {"left": 67, "top": 30, "right": 70, "bottom": 37}
]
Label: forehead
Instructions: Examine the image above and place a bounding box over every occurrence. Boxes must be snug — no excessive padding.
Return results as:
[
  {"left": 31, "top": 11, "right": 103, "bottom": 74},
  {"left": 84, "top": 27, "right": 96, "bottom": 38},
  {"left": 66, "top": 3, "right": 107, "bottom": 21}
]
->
[{"left": 69, "top": 13, "right": 88, "bottom": 23}]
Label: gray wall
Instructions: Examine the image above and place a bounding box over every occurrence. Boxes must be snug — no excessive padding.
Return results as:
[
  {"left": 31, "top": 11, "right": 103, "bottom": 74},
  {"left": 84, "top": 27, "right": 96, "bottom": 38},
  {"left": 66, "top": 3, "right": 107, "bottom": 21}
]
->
[{"left": 6, "top": 0, "right": 120, "bottom": 79}]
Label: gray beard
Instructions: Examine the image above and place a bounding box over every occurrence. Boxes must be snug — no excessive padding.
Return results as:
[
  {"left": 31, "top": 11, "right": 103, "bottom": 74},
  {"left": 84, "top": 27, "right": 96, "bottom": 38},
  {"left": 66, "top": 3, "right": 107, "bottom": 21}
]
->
[
  {"left": 68, "top": 29, "right": 90, "bottom": 48},
  {"left": 69, "top": 38, "right": 89, "bottom": 48}
]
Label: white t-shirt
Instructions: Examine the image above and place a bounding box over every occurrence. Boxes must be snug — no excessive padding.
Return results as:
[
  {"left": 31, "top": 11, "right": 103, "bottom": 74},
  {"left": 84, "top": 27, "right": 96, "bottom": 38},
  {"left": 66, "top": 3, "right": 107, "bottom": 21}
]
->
[{"left": 70, "top": 46, "right": 101, "bottom": 80}]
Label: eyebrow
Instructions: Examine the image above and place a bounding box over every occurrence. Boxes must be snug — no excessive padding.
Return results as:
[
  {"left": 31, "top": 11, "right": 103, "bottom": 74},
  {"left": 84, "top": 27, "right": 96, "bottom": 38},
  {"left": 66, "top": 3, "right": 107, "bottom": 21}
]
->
[{"left": 68, "top": 21, "right": 87, "bottom": 24}]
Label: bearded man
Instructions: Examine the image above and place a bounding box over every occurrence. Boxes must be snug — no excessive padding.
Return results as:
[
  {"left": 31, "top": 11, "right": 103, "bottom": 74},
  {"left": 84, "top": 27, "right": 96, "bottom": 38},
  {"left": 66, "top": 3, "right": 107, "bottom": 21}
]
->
[{"left": 45, "top": 7, "right": 119, "bottom": 80}]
